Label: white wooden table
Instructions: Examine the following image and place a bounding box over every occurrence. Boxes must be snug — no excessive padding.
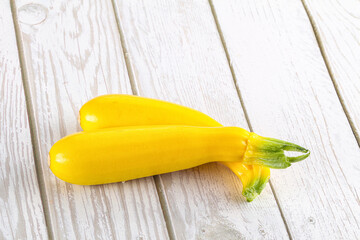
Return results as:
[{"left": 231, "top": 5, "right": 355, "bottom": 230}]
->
[{"left": 1, "top": 0, "right": 359, "bottom": 239}]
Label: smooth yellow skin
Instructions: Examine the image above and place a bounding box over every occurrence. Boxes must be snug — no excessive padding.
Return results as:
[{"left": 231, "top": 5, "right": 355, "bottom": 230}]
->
[
  {"left": 49, "top": 126, "right": 250, "bottom": 185},
  {"left": 79, "top": 94, "right": 221, "bottom": 130},
  {"left": 79, "top": 94, "right": 270, "bottom": 200}
]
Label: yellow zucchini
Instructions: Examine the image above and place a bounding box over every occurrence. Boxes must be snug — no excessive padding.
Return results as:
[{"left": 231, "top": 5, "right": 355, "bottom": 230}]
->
[
  {"left": 79, "top": 94, "right": 220, "bottom": 130},
  {"left": 49, "top": 125, "right": 309, "bottom": 187}
]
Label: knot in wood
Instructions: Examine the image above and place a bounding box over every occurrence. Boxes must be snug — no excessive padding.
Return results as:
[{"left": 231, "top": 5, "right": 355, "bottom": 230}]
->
[{"left": 18, "top": 3, "right": 47, "bottom": 25}]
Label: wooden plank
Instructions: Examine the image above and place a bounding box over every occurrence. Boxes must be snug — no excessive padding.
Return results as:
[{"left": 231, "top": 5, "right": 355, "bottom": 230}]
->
[
  {"left": 0, "top": 1, "right": 48, "bottom": 239},
  {"left": 302, "top": 0, "right": 360, "bottom": 142},
  {"left": 211, "top": 0, "right": 360, "bottom": 238},
  {"left": 14, "top": 0, "right": 169, "bottom": 239},
  {"left": 113, "top": 1, "right": 290, "bottom": 239}
]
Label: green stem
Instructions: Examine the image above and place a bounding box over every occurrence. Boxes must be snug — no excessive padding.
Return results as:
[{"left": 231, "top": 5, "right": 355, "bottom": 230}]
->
[
  {"left": 242, "top": 172, "right": 270, "bottom": 202},
  {"left": 242, "top": 133, "right": 310, "bottom": 169}
]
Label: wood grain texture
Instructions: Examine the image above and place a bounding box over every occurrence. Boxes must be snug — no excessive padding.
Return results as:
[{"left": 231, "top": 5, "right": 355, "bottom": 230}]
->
[
  {"left": 211, "top": 0, "right": 360, "bottom": 238},
  {"left": 15, "top": 0, "right": 169, "bottom": 239},
  {"left": 302, "top": 0, "right": 360, "bottom": 142},
  {"left": 0, "top": 1, "right": 48, "bottom": 239},
  {"left": 113, "top": 0, "right": 290, "bottom": 239}
]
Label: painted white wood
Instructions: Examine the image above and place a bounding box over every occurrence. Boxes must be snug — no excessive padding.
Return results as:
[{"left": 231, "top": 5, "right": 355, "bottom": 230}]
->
[
  {"left": 15, "top": 0, "right": 169, "bottom": 239},
  {"left": 0, "top": 1, "right": 48, "bottom": 239},
  {"left": 211, "top": 0, "right": 360, "bottom": 238},
  {"left": 302, "top": 0, "right": 360, "bottom": 141},
  {"left": 113, "top": 1, "right": 290, "bottom": 239}
]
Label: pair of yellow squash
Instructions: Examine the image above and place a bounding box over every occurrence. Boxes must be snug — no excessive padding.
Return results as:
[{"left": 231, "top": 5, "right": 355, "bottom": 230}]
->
[{"left": 49, "top": 94, "right": 309, "bottom": 201}]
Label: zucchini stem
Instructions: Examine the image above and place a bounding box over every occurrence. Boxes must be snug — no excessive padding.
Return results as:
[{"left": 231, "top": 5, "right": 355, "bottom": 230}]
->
[{"left": 242, "top": 133, "right": 310, "bottom": 169}]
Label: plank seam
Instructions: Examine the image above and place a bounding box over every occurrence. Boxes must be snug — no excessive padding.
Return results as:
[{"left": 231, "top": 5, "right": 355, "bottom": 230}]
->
[
  {"left": 300, "top": 0, "right": 360, "bottom": 147},
  {"left": 109, "top": 1, "right": 175, "bottom": 239},
  {"left": 153, "top": 176, "right": 177, "bottom": 240},
  {"left": 110, "top": 0, "right": 138, "bottom": 96},
  {"left": 207, "top": 0, "right": 253, "bottom": 132},
  {"left": 9, "top": 0, "right": 53, "bottom": 238},
  {"left": 207, "top": 0, "right": 293, "bottom": 239}
]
